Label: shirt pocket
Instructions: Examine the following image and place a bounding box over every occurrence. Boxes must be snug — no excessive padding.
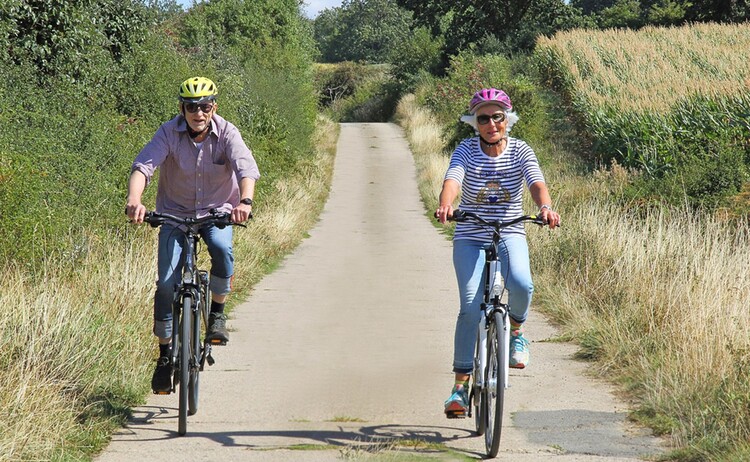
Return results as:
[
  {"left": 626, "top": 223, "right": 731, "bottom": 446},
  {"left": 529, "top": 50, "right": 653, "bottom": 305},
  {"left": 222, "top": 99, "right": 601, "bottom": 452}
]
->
[{"left": 207, "top": 150, "right": 231, "bottom": 187}]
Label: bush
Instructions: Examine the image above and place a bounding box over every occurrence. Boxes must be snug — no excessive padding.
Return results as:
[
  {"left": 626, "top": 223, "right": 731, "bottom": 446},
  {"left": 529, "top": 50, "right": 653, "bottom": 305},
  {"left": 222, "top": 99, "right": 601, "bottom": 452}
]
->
[
  {"left": 314, "top": 62, "right": 398, "bottom": 122},
  {"left": 421, "top": 52, "right": 548, "bottom": 149}
]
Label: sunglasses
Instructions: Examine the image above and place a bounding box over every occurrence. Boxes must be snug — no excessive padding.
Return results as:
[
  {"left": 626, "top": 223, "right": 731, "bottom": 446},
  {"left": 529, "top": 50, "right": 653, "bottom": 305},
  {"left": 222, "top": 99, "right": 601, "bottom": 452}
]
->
[
  {"left": 184, "top": 102, "right": 215, "bottom": 114},
  {"left": 477, "top": 113, "right": 506, "bottom": 125}
]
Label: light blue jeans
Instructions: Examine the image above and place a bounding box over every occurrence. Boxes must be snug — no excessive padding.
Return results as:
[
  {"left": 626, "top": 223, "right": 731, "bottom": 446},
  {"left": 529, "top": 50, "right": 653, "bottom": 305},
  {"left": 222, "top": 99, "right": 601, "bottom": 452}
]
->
[
  {"left": 153, "top": 224, "right": 234, "bottom": 339},
  {"left": 452, "top": 236, "right": 533, "bottom": 373}
]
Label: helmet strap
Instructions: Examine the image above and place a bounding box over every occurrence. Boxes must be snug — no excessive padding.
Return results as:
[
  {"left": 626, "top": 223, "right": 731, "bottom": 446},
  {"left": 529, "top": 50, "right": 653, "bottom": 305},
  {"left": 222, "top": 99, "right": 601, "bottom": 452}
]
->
[{"left": 187, "top": 124, "right": 210, "bottom": 139}]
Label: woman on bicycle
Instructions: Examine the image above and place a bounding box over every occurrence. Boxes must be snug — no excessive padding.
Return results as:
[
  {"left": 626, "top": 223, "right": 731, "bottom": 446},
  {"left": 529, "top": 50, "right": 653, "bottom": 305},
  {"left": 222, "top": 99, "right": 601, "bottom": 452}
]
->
[
  {"left": 125, "top": 77, "right": 260, "bottom": 393},
  {"left": 435, "top": 88, "right": 560, "bottom": 416}
]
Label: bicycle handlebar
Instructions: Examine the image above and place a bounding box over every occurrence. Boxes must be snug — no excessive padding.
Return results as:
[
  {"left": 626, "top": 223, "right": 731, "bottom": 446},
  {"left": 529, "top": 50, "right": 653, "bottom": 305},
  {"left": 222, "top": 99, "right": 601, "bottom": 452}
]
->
[
  {"left": 143, "top": 210, "right": 247, "bottom": 229},
  {"left": 437, "top": 209, "right": 547, "bottom": 228}
]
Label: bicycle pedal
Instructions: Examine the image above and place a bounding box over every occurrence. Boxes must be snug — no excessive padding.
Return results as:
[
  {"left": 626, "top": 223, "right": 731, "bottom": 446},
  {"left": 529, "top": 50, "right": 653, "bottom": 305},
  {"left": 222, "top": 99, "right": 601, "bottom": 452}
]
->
[
  {"left": 153, "top": 390, "right": 171, "bottom": 395},
  {"left": 445, "top": 410, "right": 467, "bottom": 419},
  {"left": 208, "top": 339, "right": 227, "bottom": 346}
]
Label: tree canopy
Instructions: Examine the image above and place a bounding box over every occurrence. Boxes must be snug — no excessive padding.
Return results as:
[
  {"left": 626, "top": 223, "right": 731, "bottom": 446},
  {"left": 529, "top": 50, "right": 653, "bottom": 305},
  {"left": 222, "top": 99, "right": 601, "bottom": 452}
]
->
[{"left": 313, "top": 0, "right": 413, "bottom": 63}]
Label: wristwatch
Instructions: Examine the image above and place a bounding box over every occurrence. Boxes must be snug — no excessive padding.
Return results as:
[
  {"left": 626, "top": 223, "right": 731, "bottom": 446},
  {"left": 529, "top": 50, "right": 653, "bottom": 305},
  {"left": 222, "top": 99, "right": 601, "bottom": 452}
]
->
[{"left": 240, "top": 198, "right": 253, "bottom": 206}]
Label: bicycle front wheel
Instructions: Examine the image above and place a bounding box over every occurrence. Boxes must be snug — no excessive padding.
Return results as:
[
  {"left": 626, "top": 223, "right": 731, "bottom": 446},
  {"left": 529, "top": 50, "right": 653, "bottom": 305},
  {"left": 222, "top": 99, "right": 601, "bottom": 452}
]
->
[
  {"left": 178, "top": 295, "right": 192, "bottom": 436},
  {"left": 188, "top": 291, "right": 205, "bottom": 416},
  {"left": 473, "top": 329, "right": 486, "bottom": 436},
  {"left": 484, "top": 310, "right": 506, "bottom": 458}
]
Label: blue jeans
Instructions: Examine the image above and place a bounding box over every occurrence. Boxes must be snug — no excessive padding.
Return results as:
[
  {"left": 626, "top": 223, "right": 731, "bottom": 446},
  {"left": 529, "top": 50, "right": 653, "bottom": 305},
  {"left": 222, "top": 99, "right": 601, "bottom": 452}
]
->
[
  {"left": 452, "top": 236, "right": 533, "bottom": 374},
  {"left": 153, "top": 224, "right": 234, "bottom": 339}
]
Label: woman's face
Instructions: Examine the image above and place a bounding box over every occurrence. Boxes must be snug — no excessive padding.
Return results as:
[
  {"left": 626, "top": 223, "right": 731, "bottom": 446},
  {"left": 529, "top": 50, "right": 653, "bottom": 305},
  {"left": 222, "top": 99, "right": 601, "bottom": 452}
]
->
[
  {"left": 476, "top": 104, "right": 507, "bottom": 143},
  {"left": 181, "top": 100, "right": 217, "bottom": 133}
]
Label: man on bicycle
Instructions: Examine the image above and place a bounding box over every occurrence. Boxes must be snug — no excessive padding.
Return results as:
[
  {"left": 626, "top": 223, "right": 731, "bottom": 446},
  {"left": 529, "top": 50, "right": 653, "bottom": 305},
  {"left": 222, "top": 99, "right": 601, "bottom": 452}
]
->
[{"left": 125, "top": 76, "right": 260, "bottom": 393}]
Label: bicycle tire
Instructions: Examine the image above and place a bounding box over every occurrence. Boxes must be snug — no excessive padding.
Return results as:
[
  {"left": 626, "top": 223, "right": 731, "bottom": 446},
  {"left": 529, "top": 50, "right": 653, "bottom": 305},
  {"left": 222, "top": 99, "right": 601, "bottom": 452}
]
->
[
  {"left": 473, "top": 329, "right": 486, "bottom": 436},
  {"left": 188, "top": 289, "right": 205, "bottom": 415},
  {"left": 484, "top": 310, "right": 506, "bottom": 458},
  {"left": 178, "top": 295, "right": 192, "bottom": 436}
]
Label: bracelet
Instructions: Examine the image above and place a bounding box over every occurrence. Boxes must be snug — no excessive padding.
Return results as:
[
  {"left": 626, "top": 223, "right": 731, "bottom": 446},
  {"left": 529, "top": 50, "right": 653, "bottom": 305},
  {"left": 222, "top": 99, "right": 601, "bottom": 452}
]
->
[{"left": 539, "top": 204, "right": 551, "bottom": 212}]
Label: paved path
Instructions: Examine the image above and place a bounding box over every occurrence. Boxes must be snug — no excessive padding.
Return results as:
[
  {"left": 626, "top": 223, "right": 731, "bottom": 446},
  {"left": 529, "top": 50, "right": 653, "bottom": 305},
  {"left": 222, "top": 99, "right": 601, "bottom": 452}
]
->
[{"left": 97, "top": 123, "right": 666, "bottom": 461}]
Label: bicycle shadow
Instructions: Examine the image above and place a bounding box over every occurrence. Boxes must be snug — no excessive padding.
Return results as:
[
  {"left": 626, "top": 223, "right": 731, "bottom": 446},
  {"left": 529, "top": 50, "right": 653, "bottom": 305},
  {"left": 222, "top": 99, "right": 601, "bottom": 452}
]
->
[{"left": 114, "top": 405, "right": 484, "bottom": 458}]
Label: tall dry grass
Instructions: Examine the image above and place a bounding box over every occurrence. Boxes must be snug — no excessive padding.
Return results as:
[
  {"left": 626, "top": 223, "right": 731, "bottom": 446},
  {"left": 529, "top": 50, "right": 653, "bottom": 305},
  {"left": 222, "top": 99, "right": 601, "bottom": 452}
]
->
[
  {"left": 536, "top": 22, "right": 750, "bottom": 114},
  {"left": 397, "top": 90, "right": 750, "bottom": 458},
  {"left": 529, "top": 193, "right": 750, "bottom": 455},
  {"left": 0, "top": 115, "right": 337, "bottom": 461},
  {"left": 394, "top": 94, "right": 449, "bottom": 213}
]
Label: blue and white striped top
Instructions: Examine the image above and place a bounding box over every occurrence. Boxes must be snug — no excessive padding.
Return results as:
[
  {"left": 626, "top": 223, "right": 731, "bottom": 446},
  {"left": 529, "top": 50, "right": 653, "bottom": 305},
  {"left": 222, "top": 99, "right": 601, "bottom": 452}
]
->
[{"left": 445, "top": 137, "right": 544, "bottom": 241}]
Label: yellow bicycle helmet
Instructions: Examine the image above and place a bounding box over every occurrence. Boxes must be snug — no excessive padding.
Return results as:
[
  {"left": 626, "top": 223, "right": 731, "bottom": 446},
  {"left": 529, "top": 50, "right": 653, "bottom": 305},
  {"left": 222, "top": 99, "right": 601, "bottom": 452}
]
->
[{"left": 178, "top": 77, "right": 217, "bottom": 102}]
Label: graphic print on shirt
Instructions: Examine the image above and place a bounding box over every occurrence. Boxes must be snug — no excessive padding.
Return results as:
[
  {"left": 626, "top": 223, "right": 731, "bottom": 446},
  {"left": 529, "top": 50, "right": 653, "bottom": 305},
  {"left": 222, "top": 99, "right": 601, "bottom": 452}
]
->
[{"left": 476, "top": 179, "right": 511, "bottom": 205}]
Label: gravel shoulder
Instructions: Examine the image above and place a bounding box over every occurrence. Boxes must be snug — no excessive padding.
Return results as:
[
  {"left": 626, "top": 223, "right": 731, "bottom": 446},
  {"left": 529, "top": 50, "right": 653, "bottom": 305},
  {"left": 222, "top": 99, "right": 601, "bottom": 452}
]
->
[{"left": 96, "top": 123, "right": 667, "bottom": 461}]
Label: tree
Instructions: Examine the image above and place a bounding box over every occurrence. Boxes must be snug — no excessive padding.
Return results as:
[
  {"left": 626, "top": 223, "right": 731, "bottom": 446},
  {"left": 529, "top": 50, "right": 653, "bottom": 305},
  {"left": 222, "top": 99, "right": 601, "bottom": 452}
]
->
[
  {"left": 685, "top": 0, "right": 749, "bottom": 22},
  {"left": 397, "top": 0, "right": 588, "bottom": 57},
  {"left": 388, "top": 26, "right": 443, "bottom": 89},
  {"left": 597, "top": 0, "right": 643, "bottom": 28},
  {"left": 180, "top": 0, "right": 315, "bottom": 71},
  {"left": 647, "top": 0, "right": 690, "bottom": 25},
  {"left": 313, "top": 0, "right": 413, "bottom": 63},
  {"left": 569, "top": 0, "right": 618, "bottom": 15}
]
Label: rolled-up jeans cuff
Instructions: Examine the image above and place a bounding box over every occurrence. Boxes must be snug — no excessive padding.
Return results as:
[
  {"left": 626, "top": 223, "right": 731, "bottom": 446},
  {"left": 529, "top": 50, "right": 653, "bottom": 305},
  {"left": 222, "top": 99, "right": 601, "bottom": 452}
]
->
[
  {"left": 153, "top": 319, "right": 172, "bottom": 339},
  {"left": 452, "top": 364, "right": 473, "bottom": 374},
  {"left": 210, "top": 274, "right": 232, "bottom": 296}
]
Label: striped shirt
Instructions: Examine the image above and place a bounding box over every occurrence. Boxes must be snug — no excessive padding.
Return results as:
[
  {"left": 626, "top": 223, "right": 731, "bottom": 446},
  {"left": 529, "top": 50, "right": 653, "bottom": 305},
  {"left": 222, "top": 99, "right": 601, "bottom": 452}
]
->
[{"left": 445, "top": 137, "right": 544, "bottom": 241}]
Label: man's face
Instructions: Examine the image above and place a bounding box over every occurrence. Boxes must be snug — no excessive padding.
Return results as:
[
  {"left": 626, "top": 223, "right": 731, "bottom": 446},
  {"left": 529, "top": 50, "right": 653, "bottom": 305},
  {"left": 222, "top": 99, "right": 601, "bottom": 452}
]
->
[{"left": 181, "top": 100, "right": 216, "bottom": 132}]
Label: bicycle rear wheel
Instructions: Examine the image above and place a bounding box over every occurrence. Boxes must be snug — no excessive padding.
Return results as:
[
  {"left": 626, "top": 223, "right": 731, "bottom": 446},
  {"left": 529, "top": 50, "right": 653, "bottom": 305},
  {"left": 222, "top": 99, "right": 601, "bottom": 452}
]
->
[
  {"left": 484, "top": 310, "right": 506, "bottom": 458},
  {"left": 178, "top": 295, "right": 192, "bottom": 436},
  {"left": 472, "top": 329, "right": 486, "bottom": 436}
]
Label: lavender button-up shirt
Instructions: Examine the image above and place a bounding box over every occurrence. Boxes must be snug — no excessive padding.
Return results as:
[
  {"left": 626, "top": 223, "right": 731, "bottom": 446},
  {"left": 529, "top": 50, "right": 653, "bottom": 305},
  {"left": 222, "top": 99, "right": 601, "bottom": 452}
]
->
[{"left": 132, "top": 113, "right": 260, "bottom": 218}]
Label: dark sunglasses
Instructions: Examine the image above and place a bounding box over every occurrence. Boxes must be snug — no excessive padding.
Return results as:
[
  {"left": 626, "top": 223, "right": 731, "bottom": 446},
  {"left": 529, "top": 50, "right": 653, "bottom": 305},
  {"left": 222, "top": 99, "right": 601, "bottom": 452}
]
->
[
  {"left": 184, "top": 102, "right": 215, "bottom": 114},
  {"left": 477, "top": 112, "right": 506, "bottom": 125}
]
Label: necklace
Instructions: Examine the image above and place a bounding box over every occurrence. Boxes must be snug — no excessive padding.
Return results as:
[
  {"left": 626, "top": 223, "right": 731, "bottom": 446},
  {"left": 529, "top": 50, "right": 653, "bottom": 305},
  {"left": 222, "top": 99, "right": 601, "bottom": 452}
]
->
[
  {"left": 480, "top": 136, "right": 507, "bottom": 155},
  {"left": 480, "top": 136, "right": 505, "bottom": 147}
]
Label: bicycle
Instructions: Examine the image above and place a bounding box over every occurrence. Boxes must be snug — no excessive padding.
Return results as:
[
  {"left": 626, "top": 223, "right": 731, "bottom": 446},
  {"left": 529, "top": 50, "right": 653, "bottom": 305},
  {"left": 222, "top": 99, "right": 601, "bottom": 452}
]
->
[
  {"left": 444, "top": 209, "right": 545, "bottom": 458},
  {"left": 143, "top": 210, "right": 246, "bottom": 436}
]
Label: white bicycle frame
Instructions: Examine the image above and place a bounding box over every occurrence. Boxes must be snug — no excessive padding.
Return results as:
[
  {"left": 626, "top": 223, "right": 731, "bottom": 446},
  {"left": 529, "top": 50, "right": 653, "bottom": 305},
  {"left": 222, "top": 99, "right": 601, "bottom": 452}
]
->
[{"left": 476, "top": 264, "right": 510, "bottom": 392}]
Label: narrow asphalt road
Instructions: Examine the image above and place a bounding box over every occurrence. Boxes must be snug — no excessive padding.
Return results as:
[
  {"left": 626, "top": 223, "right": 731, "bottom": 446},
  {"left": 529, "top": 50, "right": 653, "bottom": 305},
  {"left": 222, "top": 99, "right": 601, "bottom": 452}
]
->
[{"left": 97, "top": 123, "right": 666, "bottom": 461}]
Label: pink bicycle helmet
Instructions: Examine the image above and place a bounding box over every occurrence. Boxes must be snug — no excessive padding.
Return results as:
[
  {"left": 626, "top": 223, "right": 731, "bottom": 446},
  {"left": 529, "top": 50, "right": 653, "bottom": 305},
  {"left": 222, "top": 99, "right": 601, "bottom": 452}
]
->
[{"left": 468, "top": 88, "right": 512, "bottom": 114}]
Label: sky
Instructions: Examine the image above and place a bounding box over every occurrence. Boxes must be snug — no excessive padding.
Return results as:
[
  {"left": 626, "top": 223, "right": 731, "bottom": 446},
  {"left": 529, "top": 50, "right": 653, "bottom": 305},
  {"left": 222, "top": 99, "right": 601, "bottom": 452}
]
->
[{"left": 174, "top": 0, "right": 344, "bottom": 19}]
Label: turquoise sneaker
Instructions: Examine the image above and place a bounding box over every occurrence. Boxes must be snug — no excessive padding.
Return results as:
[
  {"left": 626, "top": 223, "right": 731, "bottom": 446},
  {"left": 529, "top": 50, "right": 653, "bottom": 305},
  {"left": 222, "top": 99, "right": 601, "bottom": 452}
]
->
[
  {"left": 444, "top": 385, "right": 469, "bottom": 418},
  {"left": 510, "top": 329, "right": 530, "bottom": 369}
]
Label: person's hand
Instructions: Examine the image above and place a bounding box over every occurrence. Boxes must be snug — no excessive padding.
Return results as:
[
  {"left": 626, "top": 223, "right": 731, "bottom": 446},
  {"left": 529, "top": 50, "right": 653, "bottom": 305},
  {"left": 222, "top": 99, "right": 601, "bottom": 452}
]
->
[
  {"left": 539, "top": 206, "right": 561, "bottom": 229},
  {"left": 435, "top": 204, "right": 453, "bottom": 224},
  {"left": 232, "top": 203, "right": 252, "bottom": 223},
  {"left": 125, "top": 201, "right": 147, "bottom": 224}
]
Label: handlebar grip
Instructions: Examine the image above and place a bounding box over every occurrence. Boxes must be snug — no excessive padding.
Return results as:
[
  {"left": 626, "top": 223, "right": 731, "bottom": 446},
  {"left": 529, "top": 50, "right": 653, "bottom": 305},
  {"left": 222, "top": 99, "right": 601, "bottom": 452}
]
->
[{"left": 434, "top": 209, "right": 466, "bottom": 222}]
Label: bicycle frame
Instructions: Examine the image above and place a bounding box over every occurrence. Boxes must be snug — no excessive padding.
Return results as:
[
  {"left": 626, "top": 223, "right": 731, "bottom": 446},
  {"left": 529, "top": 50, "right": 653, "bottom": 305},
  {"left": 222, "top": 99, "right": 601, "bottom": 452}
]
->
[
  {"left": 474, "top": 239, "right": 511, "bottom": 395},
  {"left": 445, "top": 209, "right": 545, "bottom": 457},
  {"left": 144, "top": 210, "right": 244, "bottom": 436},
  {"left": 170, "top": 232, "right": 210, "bottom": 372}
]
